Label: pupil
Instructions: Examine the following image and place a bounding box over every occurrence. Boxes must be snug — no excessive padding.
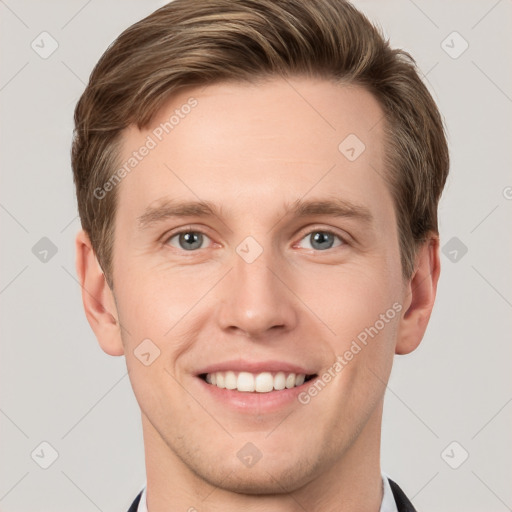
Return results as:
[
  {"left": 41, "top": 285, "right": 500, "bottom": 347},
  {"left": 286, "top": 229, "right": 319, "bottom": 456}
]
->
[
  {"left": 312, "top": 232, "right": 333, "bottom": 250},
  {"left": 181, "top": 232, "right": 202, "bottom": 250}
]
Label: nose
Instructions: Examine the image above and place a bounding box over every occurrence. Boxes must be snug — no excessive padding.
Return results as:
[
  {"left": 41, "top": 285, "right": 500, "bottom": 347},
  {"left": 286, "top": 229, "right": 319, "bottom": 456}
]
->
[{"left": 216, "top": 242, "right": 298, "bottom": 339}]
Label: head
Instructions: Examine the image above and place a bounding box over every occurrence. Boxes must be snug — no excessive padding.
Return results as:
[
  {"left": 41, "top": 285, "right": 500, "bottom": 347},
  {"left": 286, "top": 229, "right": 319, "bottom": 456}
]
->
[{"left": 73, "top": 0, "right": 448, "bottom": 498}]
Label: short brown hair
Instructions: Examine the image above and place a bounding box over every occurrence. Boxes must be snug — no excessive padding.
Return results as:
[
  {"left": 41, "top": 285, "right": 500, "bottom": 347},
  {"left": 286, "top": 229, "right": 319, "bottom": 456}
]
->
[{"left": 72, "top": 0, "right": 449, "bottom": 288}]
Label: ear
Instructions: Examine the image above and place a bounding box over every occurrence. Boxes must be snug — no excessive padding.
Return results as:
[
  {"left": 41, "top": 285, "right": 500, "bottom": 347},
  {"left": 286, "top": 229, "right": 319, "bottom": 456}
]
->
[
  {"left": 395, "top": 234, "right": 441, "bottom": 355},
  {"left": 75, "top": 229, "right": 124, "bottom": 356}
]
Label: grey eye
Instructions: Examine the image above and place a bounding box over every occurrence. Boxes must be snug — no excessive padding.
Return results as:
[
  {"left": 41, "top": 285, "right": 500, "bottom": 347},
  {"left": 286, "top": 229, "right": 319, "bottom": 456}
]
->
[
  {"left": 167, "top": 231, "right": 209, "bottom": 251},
  {"left": 299, "top": 231, "right": 343, "bottom": 251}
]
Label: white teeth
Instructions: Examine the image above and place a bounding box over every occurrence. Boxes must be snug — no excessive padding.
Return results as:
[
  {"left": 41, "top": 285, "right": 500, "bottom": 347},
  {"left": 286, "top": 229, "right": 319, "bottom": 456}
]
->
[
  {"left": 274, "top": 371, "right": 286, "bottom": 390},
  {"left": 237, "top": 372, "right": 255, "bottom": 392},
  {"left": 203, "top": 370, "right": 310, "bottom": 392},
  {"left": 255, "top": 372, "right": 274, "bottom": 393},
  {"left": 216, "top": 372, "right": 225, "bottom": 389},
  {"left": 285, "top": 373, "right": 296, "bottom": 389},
  {"left": 225, "top": 371, "right": 237, "bottom": 390}
]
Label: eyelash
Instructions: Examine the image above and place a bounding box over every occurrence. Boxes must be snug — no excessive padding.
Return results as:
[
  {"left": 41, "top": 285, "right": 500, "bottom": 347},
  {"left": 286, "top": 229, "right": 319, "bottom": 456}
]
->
[{"left": 162, "top": 225, "right": 349, "bottom": 253}]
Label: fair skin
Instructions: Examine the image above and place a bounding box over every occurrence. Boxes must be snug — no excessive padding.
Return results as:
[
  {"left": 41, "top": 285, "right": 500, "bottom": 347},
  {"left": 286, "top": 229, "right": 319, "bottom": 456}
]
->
[{"left": 76, "top": 77, "right": 440, "bottom": 512}]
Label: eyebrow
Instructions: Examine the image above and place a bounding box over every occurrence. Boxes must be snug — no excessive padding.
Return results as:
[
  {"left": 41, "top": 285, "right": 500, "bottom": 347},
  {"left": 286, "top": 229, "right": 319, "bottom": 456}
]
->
[{"left": 136, "top": 197, "right": 374, "bottom": 230}]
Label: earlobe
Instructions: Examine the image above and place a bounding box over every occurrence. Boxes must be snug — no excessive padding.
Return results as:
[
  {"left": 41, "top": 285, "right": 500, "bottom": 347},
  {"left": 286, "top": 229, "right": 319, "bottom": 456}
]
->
[
  {"left": 395, "top": 235, "right": 441, "bottom": 355},
  {"left": 75, "top": 229, "right": 124, "bottom": 356}
]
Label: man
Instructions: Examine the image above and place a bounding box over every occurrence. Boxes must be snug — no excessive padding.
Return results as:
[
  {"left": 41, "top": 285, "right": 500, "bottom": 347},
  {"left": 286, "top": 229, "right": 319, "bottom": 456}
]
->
[{"left": 72, "top": 0, "right": 449, "bottom": 510}]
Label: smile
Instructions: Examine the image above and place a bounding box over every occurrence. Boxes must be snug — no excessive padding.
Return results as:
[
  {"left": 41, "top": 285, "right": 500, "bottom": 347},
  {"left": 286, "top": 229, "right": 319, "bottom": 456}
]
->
[{"left": 200, "top": 371, "right": 317, "bottom": 393}]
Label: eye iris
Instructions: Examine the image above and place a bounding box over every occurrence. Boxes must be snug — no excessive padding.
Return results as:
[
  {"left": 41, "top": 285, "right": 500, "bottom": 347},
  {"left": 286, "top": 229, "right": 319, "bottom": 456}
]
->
[
  {"left": 180, "top": 232, "right": 202, "bottom": 250},
  {"left": 311, "top": 231, "right": 334, "bottom": 250}
]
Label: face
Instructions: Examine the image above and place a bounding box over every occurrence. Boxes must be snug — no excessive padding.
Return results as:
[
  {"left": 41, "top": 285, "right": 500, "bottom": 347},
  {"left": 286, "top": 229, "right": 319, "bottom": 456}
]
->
[{"left": 97, "top": 78, "right": 413, "bottom": 492}]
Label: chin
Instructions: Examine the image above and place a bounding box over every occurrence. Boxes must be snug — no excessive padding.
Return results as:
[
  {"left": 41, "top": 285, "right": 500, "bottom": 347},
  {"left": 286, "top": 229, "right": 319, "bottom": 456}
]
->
[{"left": 188, "top": 452, "right": 322, "bottom": 496}]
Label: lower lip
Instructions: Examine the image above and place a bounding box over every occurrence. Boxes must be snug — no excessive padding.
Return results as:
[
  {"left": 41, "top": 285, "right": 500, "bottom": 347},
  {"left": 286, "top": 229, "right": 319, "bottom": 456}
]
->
[{"left": 196, "top": 376, "right": 316, "bottom": 413}]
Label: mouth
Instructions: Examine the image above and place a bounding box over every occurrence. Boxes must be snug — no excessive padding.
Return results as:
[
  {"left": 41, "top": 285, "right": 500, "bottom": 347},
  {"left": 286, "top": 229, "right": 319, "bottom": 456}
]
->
[{"left": 198, "top": 371, "right": 318, "bottom": 393}]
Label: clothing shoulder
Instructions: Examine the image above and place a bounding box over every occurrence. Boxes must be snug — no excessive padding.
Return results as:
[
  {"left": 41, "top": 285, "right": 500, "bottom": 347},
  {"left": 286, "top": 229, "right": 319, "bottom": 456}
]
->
[
  {"left": 126, "top": 490, "right": 142, "bottom": 512},
  {"left": 388, "top": 479, "right": 418, "bottom": 512}
]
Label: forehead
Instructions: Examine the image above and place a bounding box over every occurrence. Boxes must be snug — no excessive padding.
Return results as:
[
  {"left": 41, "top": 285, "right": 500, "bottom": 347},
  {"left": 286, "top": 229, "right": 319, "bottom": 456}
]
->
[{"left": 115, "top": 77, "right": 390, "bottom": 229}]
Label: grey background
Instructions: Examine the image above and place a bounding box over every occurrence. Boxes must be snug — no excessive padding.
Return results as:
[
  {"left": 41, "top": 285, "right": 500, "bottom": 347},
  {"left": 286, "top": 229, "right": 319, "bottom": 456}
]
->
[{"left": 1, "top": 0, "right": 511, "bottom": 510}]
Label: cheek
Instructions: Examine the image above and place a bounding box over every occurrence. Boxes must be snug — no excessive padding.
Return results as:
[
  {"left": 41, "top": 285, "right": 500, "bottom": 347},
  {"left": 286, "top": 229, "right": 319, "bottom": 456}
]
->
[
  {"left": 305, "top": 261, "right": 401, "bottom": 345},
  {"left": 114, "top": 265, "right": 207, "bottom": 342},
  {"left": 113, "top": 264, "right": 213, "bottom": 405},
  {"left": 115, "top": 271, "right": 197, "bottom": 422}
]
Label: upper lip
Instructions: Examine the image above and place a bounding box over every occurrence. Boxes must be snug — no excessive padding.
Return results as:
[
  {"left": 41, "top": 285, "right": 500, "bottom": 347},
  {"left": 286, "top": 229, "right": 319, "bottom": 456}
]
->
[{"left": 196, "top": 359, "right": 317, "bottom": 376}]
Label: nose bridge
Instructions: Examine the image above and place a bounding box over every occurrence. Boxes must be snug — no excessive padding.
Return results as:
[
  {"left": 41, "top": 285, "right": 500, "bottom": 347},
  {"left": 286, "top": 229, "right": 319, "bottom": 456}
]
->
[{"left": 217, "top": 235, "right": 297, "bottom": 337}]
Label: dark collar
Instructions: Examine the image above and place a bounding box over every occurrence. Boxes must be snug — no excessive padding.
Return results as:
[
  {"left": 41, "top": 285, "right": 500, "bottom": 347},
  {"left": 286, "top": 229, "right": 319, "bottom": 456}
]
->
[
  {"left": 388, "top": 478, "right": 418, "bottom": 512},
  {"left": 127, "top": 490, "right": 142, "bottom": 512}
]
